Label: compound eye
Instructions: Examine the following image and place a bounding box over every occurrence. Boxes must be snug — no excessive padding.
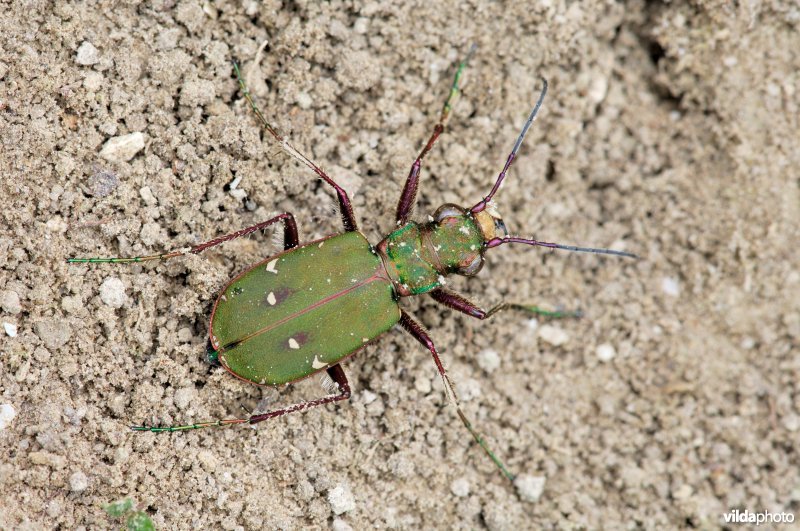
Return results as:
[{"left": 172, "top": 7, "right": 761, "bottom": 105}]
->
[
  {"left": 457, "top": 254, "right": 484, "bottom": 276},
  {"left": 494, "top": 218, "right": 508, "bottom": 238},
  {"left": 433, "top": 204, "right": 465, "bottom": 222}
]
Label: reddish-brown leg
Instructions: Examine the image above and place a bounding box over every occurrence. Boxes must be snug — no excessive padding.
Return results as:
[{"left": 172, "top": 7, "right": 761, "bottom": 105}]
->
[
  {"left": 191, "top": 213, "right": 298, "bottom": 254},
  {"left": 131, "top": 364, "right": 351, "bottom": 432},
  {"left": 233, "top": 63, "right": 359, "bottom": 232},
  {"left": 396, "top": 125, "right": 443, "bottom": 225},
  {"left": 67, "top": 213, "right": 299, "bottom": 264},
  {"left": 429, "top": 287, "right": 582, "bottom": 319},
  {"left": 398, "top": 309, "right": 515, "bottom": 481},
  {"left": 246, "top": 364, "right": 351, "bottom": 425}
]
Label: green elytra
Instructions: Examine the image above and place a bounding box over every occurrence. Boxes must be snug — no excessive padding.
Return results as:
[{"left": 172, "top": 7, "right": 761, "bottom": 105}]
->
[{"left": 68, "top": 47, "right": 636, "bottom": 483}]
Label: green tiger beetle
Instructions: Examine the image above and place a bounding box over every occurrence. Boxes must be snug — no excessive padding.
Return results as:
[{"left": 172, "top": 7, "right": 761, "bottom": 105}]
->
[{"left": 68, "top": 46, "right": 636, "bottom": 483}]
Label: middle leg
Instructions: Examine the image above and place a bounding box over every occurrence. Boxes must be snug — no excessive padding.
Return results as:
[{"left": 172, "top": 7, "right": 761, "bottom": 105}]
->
[
  {"left": 398, "top": 309, "right": 515, "bottom": 482},
  {"left": 429, "top": 287, "right": 583, "bottom": 320}
]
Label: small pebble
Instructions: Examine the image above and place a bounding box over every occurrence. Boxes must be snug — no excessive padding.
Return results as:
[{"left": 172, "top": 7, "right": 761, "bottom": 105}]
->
[
  {"left": 139, "top": 186, "right": 157, "bottom": 205},
  {"left": 29, "top": 451, "right": 67, "bottom": 469},
  {"left": 782, "top": 413, "right": 799, "bottom": 432},
  {"left": 661, "top": 277, "right": 680, "bottom": 297},
  {"left": 76, "top": 41, "right": 100, "bottom": 65},
  {"left": 672, "top": 484, "right": 692, "bottom": 500},
  {"left": 0, "top": 290, "right": 22, "bottom": 314},
  {"left": 459, "top": 378, "right": 481, "bottom": 402},
  {"left": 99, "top": 132, "right": 145, "bottom": 162},
  {"left": 0, "top": 404, "right": 16, "bottom": 430},
  {"left": 173, "top": 386, "right": 195, "bottom": 410},
  {"left": 87, "top": 170, "right": 118, "bottom": 197},
  {"left": 538, "top": 325, "right": 569, "bottom": 346},
  {"left": 69, "top": 471, "right": 89, "bottom": 492},
  {"left": 99, "top": 277, "right": 127, "bottom": 308},
  {"left": 332, "top": 519, "right": 354, "bottom": 531},
  {"left": 514, "top": 474, "right": 546, "bottom": 502},
  {"left": 197, "top": 450, "right": 217, "bottom": 472},
  {"left": 596, "top": 343, "right": 616, "bottom": 362},
  {"left": 3, "top": 322, "right": 17, "bottom": 337},
  {"left": 83, "top": 71, "right": 104, "bottom": 92},
  {"left": 34, "top": 319, "right": 72, "bottom": 349},
  {"left": 328, "top": 484, "right": 355, "bottom": 515},
  {"left": 450, "top": 477, "right": 470, "bottom": 497},
  {"left": 361, "top": 390, "right": 377, "bottom": 405},
  {"left": 477, "top": 349, "right": 501, "bottom": 373},
  {"left": 177, "top": 327, "right": 193, "bottom": 342},
  {"left": 295, "top": 92, "right": 313, "bottom": 110}
]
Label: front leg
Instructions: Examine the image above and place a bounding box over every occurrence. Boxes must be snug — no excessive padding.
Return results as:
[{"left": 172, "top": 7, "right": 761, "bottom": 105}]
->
[{"left": 396, "top": 46, "right": 475, "bottom": 225}]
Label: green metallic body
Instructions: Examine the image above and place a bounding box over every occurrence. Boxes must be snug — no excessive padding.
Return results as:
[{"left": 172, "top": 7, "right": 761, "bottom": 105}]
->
[
  {"left": 210, "top": 213, "right": 487, "bottom": 386},
  {"left": 210, "top": 231, "right": 400, "bottom": 385},
  {"left": 376, "top": 214, "right": 485, "bottom": 296}
]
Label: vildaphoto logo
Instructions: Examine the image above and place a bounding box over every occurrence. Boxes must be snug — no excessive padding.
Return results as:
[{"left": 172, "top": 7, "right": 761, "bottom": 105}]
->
[{"left": 723, "top": 509, "right": 795, "bottom": 526}]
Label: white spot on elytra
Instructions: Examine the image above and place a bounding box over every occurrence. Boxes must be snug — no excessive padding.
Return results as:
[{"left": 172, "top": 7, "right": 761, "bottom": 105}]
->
[
  {"left": 318, "top": 241, "right": 324, "bottom": 247},
  {"left": 267, "top": 292, "right": 276, "bottom": 305},
  {"left": 220, "top": 294, "right": 227, "bottom": 302},
  {"left": 362, "top": 337, "right": 369, "bottom": 343},
  {"left": 459, "top": 226, "right": 470, "bottom": 235},
  {"left": 312, "top": 355, "right": 326, "bottom": 369},
  {"left": 266, "top": 259, "right": 279, "bottom": 274},
  {"left": 438, "top": 275, "right": 447, "bottom": 285},
  {"left": 288, "top": 338, "right": 300, "bottom": 349}
]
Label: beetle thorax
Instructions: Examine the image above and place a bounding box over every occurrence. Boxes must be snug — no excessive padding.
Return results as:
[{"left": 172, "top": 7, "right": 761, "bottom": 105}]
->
[{"left": 376, "top": 205, "right": 488, "bottom": 297}]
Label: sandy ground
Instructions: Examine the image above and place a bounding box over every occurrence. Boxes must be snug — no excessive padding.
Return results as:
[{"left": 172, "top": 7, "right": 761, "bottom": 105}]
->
[{"left": 1, "top": 1, "right": 798, "bottom": 529}]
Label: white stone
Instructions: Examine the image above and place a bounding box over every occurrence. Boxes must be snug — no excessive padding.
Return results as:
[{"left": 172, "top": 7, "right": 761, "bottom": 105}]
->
[
  {"left": 515, "top": 474, "right": 546, "bottom": 502},
  {"left": 332, "top": 519, "right": 354, "bottom": 531},
  {"left": 450, "top": 477, "right": 470, "bottom": 497},
  {"left": 783, "top": 413, "right": 800, "bottom": 432},
  {"left": 477, "top": 349, "right": 501, "bottom": 373},
  {"left": 538, "top": 325, "right": 569, "bottom": 346},
  {"left": 0, "top": 404, "right": 17, "bottom": 430},
  {"left": 76, "top": 41, "right": 100, "bottom": 65},
  {"left": 99, "top": 132, "right": 145, "bottom": 162},
  {"left": 99, "top": 277, "right": 127, "bottom": 308},
  {"left": 596, "top": 343, "right": 616, "bottom": 362},
  {"left": 3, "top": 322, "right": 17, "bottom": 337},
  {"left": 0, "top": 290, "right": 22, "bottom": 314},
  {"left": 69, "top": 471, "right": 89, "bottom": 492},
  {"left": 672, "top": 484, "right": 692, "bottom": 499},
  {"left": 661, "top": 277, "right": 680, "bottom": 297},
  {"left": 328, "top": 484, "right": 355, "bottom": 515}
]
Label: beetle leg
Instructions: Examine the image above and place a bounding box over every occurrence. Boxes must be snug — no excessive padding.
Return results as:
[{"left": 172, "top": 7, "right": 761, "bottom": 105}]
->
[
  {"left": 232, "top": 61, "right": 359, "bottom": 233},
  {"left": 246, "top": 364, "right": 351, "bottom": 425},
  {"left": 396, "top": 45, "right": 476, "bottom": 225},
  {"left": 190, "top": 213, "right": 299, "bottom": 253},
  {"left": 429, "top": 287, "right": 583, "bottom": 320},
  {"left": 130, "top": 365, "right": 351, "bottom": 433},
  {"left": 398, "top": 309, "right": 515, "bottom": 482},
  {"left": 67, "top": 213, "right": 299, "bottom": 264}
]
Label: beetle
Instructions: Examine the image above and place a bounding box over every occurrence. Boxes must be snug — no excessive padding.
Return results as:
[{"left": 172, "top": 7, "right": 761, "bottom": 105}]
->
[{"left": 68, "top": 48, "right": 636, "bottom": 482}]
